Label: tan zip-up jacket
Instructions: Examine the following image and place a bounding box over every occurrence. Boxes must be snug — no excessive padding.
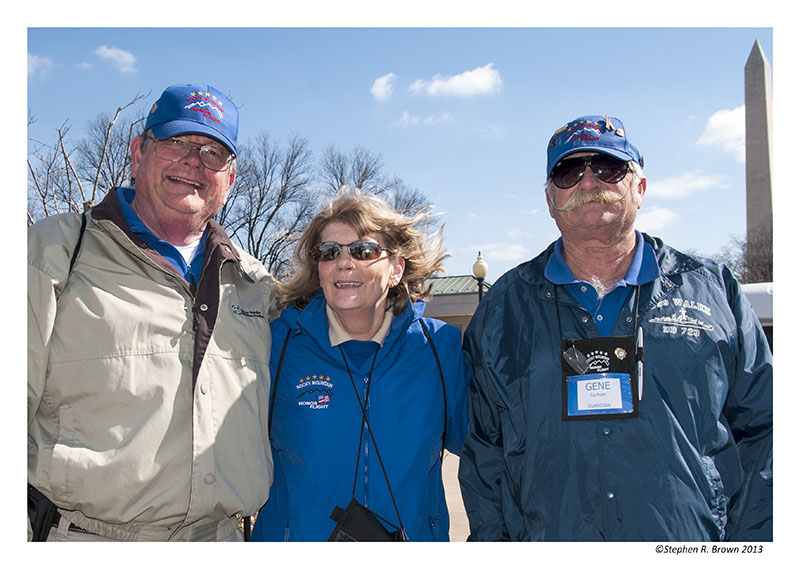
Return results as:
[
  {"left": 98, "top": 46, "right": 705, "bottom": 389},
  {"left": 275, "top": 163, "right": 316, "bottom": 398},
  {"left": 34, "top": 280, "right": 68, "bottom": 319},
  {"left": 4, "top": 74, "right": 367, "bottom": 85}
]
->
[{"left": 28, "top": 190, "right": 277, "bottom": 541}]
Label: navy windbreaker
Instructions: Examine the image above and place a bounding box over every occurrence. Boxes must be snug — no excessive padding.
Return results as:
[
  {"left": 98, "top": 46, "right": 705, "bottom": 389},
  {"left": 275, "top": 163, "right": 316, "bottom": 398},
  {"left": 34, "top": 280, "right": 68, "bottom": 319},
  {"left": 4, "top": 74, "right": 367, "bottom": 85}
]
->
[
  {"left": 252, "top": 294, "right": 469, "bottom": 541},
  {"left": 458, "top": 234, "right": 773, "bottom": 541}
]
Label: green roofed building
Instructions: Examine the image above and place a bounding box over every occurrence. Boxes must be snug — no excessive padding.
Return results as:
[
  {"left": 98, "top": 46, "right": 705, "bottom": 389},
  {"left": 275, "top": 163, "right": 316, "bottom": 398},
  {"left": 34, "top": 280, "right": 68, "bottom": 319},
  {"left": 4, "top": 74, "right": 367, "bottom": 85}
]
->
[{"left": 423, "top": 275, "right": 491, "bottom": 336}]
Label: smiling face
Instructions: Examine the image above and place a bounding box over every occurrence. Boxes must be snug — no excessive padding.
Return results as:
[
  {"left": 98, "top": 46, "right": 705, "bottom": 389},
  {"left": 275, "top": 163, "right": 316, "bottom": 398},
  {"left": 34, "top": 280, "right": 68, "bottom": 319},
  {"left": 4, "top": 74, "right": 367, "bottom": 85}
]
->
[
  {"left": 317, "top": 221, "right": 405, "bottom": 330},
  {"left": 130, "top": 132, "right": 236, "bottom": 240}
]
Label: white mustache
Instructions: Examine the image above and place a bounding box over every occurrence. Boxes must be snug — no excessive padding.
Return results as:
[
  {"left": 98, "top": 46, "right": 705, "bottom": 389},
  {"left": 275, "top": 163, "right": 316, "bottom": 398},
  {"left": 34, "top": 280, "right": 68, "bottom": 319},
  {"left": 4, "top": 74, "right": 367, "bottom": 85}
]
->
[{"left": 553, "top": 188, "right": 625, "bottom": 212}]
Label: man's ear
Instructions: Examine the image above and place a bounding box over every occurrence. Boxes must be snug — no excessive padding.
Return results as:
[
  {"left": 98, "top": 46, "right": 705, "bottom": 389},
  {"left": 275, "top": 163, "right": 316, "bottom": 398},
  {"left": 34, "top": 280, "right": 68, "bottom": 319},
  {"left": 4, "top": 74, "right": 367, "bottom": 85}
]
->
[
  {"left": 545, "top": 188, "right": 556, "bottom": 219},
  {"left": 130, "top": 136, "right": 145, "bottom": 180},
  {"left": 636, "top": 177, "right": 647, "bottom": 209}
]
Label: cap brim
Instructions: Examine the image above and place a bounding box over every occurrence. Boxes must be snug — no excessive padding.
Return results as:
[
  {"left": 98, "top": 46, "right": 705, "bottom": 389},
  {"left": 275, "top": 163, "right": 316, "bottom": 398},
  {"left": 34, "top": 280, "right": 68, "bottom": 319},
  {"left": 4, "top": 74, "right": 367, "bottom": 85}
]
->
[
  {"left": 557, "top": 147, "right": 633, "bottom": 164},
  {"left": 549, "top": 147, "right": 634, "bottom": 176},
  {"left": 150, "top": 120, "right": 236, "bottom": 156}
]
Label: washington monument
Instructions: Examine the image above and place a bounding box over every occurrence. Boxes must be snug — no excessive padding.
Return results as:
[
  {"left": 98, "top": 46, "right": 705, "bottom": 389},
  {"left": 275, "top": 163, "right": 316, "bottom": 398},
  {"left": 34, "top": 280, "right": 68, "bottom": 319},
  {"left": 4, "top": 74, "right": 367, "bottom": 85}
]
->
[{"left": 744, "top": 40, "right": 772, "bottom": 262}]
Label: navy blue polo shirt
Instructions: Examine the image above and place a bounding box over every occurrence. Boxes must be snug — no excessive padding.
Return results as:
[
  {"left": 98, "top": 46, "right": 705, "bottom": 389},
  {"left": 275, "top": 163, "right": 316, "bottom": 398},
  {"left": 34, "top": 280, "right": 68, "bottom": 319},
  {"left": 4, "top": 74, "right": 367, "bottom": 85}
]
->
[
  {"left": 117, "top": 187, "right": 206, "bottom": 287},
  {"left": 545, "top": 231, "right": 660, "bottom": 336}
]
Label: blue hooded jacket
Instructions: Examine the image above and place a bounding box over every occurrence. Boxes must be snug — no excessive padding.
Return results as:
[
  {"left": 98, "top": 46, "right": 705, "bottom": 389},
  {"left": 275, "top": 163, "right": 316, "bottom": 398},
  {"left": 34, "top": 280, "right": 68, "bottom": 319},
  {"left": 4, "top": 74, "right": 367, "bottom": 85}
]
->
[
  {"left": 252, "top": 294, "right": 469, "bottom": 541},
  {"left": 458, "top": 234, "right": 772, "bottom": 541}
]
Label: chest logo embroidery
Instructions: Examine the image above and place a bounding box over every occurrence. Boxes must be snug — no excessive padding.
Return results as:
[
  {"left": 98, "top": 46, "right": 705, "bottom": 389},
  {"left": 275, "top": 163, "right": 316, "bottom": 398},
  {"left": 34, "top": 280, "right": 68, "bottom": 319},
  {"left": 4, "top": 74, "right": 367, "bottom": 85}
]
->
[
  {"left": 231, "top": 304, "right": 265, "bottom": 319},
  {"left": 648, "top": 297, "right": 715, "bottom": 337},
  {"left": 295, "top": 374, "right": 334, "bottom": 410}
]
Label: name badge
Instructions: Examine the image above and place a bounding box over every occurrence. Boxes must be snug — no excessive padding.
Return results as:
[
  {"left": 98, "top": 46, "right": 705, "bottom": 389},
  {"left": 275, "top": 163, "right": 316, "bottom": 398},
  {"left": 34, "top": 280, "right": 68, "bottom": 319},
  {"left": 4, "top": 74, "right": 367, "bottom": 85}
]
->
[
  {"left": 560, "top": 335, "right": 640, "bottom": 421},
  {"left": 566, "top": 372, "right": 634, "bottom": 417}
]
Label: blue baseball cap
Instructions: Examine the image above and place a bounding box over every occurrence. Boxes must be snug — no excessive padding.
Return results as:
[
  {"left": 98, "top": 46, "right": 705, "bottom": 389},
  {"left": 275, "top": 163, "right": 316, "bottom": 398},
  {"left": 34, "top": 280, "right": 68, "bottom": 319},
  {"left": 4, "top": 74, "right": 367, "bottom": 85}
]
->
[
  {"left": 144, "top": 83, "right": 238, "bottom": 156},
  {"left": 546, "top": 115, "right": 643, "bottom": 177}
]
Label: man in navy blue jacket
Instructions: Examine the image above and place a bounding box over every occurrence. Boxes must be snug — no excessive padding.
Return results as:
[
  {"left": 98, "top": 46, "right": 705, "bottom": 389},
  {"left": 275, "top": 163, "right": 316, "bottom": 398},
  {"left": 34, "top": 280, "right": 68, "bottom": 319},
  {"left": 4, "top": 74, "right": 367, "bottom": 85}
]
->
[{"left": 458, "top": 115, "right": 772, "bottom": 541}]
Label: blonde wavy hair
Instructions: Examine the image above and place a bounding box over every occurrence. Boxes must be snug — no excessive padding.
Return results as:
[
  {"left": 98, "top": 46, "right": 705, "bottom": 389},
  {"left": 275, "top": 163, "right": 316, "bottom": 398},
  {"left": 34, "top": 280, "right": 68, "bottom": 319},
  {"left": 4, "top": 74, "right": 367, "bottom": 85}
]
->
[{"left": 278, "top": 187, "right": 448, "bottom": 315}]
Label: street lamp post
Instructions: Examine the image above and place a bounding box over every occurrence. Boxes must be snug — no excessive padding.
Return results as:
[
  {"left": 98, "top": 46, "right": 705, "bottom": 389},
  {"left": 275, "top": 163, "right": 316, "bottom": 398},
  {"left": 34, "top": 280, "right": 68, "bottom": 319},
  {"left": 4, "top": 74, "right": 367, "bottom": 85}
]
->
[{"left": 472, "top": 251, "right": 488, "bottom": 302}]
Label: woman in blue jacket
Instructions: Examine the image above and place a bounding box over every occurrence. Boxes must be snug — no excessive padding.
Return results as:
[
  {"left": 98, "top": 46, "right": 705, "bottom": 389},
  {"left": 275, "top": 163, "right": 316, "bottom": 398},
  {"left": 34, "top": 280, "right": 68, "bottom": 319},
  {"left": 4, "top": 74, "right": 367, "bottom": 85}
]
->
[{"left": 251, "top": 188, "right": 469, "bottom": 541}]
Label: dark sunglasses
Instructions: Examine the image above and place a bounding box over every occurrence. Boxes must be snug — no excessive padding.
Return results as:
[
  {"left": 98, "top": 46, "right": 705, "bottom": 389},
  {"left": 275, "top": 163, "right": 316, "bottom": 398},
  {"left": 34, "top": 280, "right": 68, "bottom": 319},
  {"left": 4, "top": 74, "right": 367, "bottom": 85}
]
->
[
  {"left": 310, "top": 241, "right": 393, "bottom": 262},
  {"left": 550, "top": 154, "right": 629, "bottom": 189}
]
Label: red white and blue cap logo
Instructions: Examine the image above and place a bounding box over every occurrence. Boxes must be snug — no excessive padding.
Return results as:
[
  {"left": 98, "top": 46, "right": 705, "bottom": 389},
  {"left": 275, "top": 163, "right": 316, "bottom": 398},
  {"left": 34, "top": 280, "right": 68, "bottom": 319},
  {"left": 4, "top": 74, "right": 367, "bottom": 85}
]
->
[
  {"left": 546, "top": 115, "right": 643, "bottom": 177},
  {"left": 145, "top": 83, "right": 238, "bottom": 156}
]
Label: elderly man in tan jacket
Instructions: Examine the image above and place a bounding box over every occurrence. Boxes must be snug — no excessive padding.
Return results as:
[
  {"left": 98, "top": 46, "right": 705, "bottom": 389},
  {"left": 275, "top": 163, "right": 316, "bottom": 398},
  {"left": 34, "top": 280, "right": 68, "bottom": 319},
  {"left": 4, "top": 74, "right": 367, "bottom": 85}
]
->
[{"left": 28, "top": 83, "right": 277, "bottom": 541}]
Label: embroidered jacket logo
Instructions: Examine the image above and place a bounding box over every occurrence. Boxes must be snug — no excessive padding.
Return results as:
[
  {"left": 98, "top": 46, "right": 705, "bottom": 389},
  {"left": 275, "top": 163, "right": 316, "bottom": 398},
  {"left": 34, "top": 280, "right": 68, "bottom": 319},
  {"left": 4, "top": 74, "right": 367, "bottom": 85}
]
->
[
  {"left": 295, "top": 374, "right": 334, "bottom": 410},
  {"left": 648, "top": 297, "right": 715, "bottom": 334},
  {"left": 231, "top": 304, "right": 265, "bottom": 319}
]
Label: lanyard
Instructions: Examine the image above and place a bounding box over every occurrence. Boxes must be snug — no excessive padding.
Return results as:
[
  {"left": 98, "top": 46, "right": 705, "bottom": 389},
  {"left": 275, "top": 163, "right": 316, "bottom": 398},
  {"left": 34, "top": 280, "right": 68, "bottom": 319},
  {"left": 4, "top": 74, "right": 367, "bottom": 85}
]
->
[
  {"left": 553, "top": 284, "right": 645, "bottom": 414},
  {"left": 338, "top": 346, "right": 406, "bottom": 534}
]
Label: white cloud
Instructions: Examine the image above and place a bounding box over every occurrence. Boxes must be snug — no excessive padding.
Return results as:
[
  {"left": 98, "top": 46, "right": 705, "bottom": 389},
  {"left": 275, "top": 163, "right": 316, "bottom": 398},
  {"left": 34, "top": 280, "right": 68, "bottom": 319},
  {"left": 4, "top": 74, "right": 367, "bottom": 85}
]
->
[
  {"left": 396, "top": 110, "right": 453, "bottom": 127},
  {"left": 409, "top": 63, "right": 502, "bottom": 97},
  {"left": 28, "top": 53, "right": 53, "bottom": 77},
  {"left": 470, "top": 242, "right": 531, "bottom": 263},
  {"left": 74, "top": 62, "right": 93, "bottom": 71},
  {"left": 371, "top": 73, "right": 397, "bottom": 101},
  {"left": 646, "top": 171, "right": 729, "bottom": 199},
  {"left": 697, "top": 105, "right": 745, "bottom": 162},
  {"left": 635, "top": 207, "right": 679, "bottom": 233},
  {"left": 94, "top": 45, "right": 137, "bottom": 74},
  {"left": 408, "top": 79, "right": 427, "bottom": 93}
]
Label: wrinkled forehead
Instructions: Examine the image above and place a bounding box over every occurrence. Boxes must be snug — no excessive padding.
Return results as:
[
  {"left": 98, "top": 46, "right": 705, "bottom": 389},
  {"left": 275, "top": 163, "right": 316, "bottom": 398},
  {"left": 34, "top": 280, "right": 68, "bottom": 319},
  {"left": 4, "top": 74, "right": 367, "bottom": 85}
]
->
[{"left": 319, "top": 220, "right": 385, "bottom": 244}]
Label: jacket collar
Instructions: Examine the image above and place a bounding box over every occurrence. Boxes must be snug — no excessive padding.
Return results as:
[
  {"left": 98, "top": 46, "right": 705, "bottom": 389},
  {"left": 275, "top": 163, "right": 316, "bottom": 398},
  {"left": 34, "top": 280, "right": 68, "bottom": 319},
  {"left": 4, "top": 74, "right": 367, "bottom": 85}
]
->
[
  {"left": 517, "top": 232, "right": 701, "bottom": 287},
  {"left": 284, "top": 293, "right": 425, "bottom": 352},
  {"left": 326, "top": 304, "right": 394, "bottom": 346},
  {"left": 643, "top": 233, "right": 703, "bottom": 276},
  {"left": 90, "top": 187, "right": 245, "bottom": 272}
]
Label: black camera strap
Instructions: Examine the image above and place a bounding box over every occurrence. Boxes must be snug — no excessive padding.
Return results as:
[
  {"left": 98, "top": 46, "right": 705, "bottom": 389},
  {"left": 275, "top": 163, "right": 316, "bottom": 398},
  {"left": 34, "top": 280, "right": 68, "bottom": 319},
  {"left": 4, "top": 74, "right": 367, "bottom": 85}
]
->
[
  {"left": 339, "top": 345, "right": 406, "bottom": 536},
  {"left": 28, "top": 212, "right": 89, "bottom": 542},
  {"left": 419, "top": 321, "right": 447, "bottom": 460}
]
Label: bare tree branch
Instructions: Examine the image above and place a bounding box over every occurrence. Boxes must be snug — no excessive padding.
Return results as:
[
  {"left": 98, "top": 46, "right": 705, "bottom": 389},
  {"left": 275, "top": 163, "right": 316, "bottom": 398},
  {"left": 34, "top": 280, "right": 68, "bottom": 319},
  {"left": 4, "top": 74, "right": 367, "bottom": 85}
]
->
[
  {"left": 219, "top": 132, "right": 316, "bottom": 279},
  {"left": 712, "top": 226, "right": 773, "bottom": 283},
  {"left": 28, "top": 94, "right": 147, "bottom": 223},
  {"left": 88, "top": 93, "right": 147, "bottom": 204}
]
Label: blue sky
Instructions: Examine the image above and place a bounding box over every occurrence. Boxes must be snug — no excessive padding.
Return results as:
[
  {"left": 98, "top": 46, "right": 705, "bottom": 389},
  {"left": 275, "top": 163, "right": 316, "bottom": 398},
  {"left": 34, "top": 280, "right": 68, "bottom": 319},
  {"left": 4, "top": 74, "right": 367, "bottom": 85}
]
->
[{"left": 26, "top": 24, "right": 775, "bottom": 281}]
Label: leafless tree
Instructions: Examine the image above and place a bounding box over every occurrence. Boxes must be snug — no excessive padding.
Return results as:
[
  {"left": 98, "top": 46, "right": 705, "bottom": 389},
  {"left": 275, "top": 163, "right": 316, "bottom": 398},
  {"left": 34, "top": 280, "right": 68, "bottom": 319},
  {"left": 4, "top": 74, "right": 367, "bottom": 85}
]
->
[
  {"left": 742, "top": 225, "right": 773, "bottom": 283},
  {"left": 318, "top": 144, "right": 435, "bottom": 217},
  {"left": 712, "top": 226, "right": 773, "bottom": 283},
  {"left": 76, "top": 113, "right": 142, "bottom": 203},
  {"left": 218, "top": 132, "right": 317, "bottom": 279},
  {"left": 319, "top": 144, "right": 380, "bottom": 194},
  {"left": 27, "top": 93, "right": 147, "bottom": 223}
]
